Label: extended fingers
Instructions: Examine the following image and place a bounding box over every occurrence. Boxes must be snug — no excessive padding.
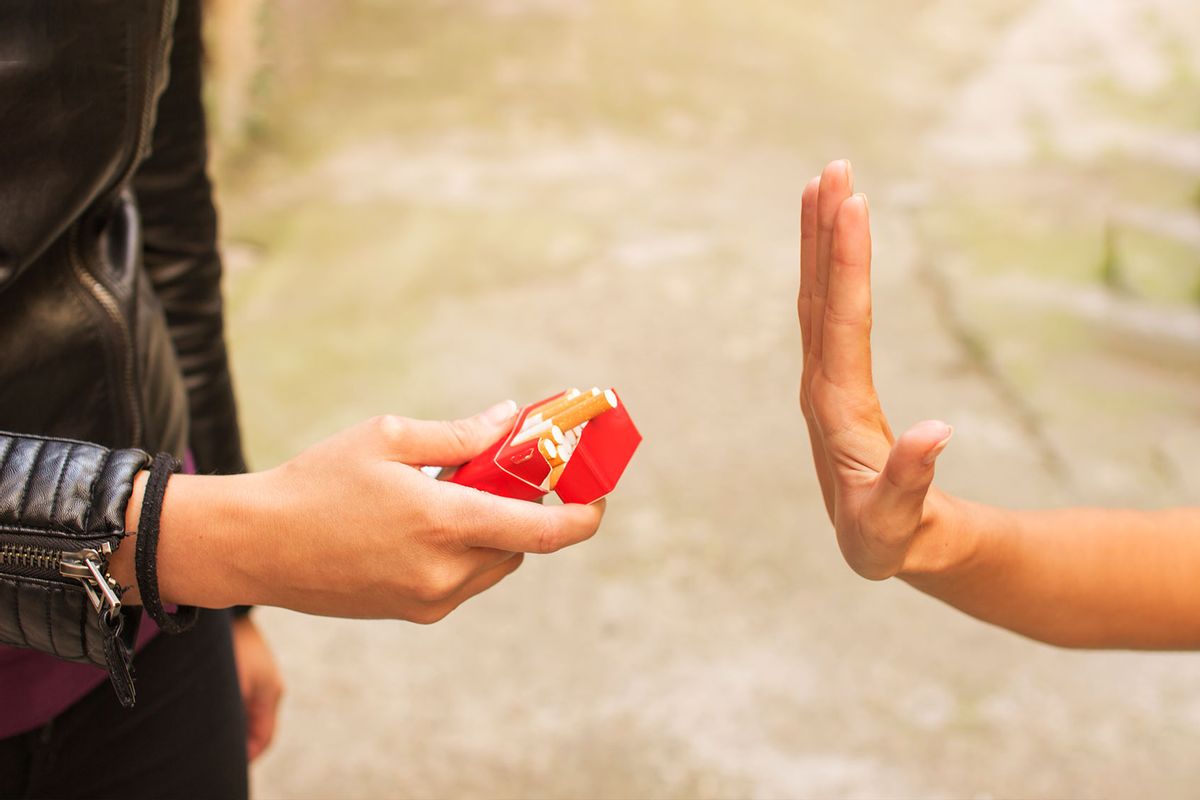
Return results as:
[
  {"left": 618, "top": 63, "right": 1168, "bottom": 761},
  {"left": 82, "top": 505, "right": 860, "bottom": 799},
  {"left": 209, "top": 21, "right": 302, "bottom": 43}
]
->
[
  {"left": 800, "top": 178, "right": 836, "bottom": 518},
  {"left": 822, "top": 193, "right": 874, "bottom": 388},
  {"left": 799, "top": 176, "right": 821, "bottom": 355},
  {"left": 800, "top": 162, "right": 856, "bottom": 521},
  {"left": 812, "top": 159, "right": 854, "bottom": 361}
]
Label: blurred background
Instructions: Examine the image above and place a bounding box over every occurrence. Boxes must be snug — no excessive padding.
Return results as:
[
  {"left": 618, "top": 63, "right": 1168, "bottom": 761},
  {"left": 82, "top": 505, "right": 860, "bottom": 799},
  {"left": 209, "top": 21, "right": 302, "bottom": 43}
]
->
[{"left": 202, "top": 0, "right": 1200, "bottom": 797}]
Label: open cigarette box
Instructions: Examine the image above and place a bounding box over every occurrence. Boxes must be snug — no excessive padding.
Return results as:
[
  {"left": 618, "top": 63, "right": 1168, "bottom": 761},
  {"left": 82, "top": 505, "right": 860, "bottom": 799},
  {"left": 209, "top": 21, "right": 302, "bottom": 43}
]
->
[{"left": 448, "top": 387, "right": 641, "bottom": 505}]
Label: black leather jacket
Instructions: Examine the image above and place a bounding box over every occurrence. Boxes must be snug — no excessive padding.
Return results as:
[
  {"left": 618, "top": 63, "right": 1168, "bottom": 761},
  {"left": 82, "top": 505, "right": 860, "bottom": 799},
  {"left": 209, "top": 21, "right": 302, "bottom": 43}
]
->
[{"left": 0, "top": 1, "right": 246, "bottom": 706}]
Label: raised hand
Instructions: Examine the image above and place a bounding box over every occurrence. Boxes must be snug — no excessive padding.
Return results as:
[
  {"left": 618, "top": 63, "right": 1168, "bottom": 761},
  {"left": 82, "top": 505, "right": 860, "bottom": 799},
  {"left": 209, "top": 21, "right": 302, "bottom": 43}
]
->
[{"left": 798, "top": 160, "right": 954, "bottom": 580}]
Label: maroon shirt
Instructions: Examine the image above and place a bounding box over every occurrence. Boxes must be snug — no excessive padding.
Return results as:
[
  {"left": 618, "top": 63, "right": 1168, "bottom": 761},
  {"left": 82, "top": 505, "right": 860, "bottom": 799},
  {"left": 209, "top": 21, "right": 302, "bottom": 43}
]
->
[{"left": 0, "top": 621, "right": 161, "bottom": 738}]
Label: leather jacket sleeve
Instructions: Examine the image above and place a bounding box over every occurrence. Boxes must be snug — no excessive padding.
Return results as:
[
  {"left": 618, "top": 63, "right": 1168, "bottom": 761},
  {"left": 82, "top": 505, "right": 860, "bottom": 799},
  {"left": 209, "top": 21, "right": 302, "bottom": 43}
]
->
[
  {"left": 0, "top": 432, "right": 151, "bottom": 707},
  {"left": 134, "top": 0, "right": 247, "bottom": 477}
]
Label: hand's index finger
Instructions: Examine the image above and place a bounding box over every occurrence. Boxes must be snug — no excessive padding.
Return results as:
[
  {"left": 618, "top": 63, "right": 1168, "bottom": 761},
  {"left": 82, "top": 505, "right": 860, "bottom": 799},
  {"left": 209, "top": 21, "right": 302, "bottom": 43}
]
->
[
  {"left": 822, "top": 194, "right": 874, "bottom": 389},
  {"left": 436, "top": 481, "right": 606, "bottom": 554}
]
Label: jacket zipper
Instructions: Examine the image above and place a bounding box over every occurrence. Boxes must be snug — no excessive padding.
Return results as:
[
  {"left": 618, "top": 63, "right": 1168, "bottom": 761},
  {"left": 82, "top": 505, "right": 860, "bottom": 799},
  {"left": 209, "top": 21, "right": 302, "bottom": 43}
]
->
[
  {"left": 69, "top": 237, "right": 142, "bottom": 446},
  {"left": 0, "top": 541, "right": 124, "bottom": 619}
]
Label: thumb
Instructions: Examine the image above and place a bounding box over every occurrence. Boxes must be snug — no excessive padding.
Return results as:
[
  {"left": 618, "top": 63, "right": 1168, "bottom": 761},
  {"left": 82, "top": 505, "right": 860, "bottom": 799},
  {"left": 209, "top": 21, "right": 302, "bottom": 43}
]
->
[
  {"left": 390, "top": 400, "right": 519, "bottom": 466},
  {"left": 863, "top": 420, "right": 952, "bottom": 534}
]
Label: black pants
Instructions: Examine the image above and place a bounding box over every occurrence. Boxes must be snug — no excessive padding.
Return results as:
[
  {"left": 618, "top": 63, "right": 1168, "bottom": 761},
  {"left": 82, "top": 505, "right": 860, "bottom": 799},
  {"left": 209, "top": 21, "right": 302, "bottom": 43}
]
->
[{"left": 0, "top": 609, "right": 248, "bottom": 800}]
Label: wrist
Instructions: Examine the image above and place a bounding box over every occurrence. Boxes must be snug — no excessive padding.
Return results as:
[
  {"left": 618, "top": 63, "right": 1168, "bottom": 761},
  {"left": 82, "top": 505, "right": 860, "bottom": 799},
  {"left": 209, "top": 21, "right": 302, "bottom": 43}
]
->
[
  {"left": 898, "top": 490, "right": 1022, "bottom": 595},
  {"left": 898, "top": 488, "right": 981, "bottom": 580},
  {"left": 157, "top": 470, "right": 276, "bottom": 608},
  {"left": 112, "top": 469, "right": 273, "bottom": 610},
  {"left": 110, "top": 470, "right": 150, "bottom": 604}
]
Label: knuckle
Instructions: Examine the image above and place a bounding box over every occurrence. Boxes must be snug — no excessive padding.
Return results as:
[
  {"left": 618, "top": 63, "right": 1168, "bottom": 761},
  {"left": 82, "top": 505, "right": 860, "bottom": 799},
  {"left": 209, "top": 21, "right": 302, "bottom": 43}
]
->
[
  {"left": 412, "top": 563, "right": 461, "bottom": 603},
  {"left": 370, "top": 414, "right": 407, "bottom": 444}
]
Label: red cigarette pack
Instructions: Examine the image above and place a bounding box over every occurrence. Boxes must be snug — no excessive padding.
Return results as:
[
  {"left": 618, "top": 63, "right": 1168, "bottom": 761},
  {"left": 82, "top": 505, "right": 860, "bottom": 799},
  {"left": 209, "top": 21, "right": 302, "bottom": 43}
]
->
[{"left": 449, "top": 389, "right": 641, "bottom": 504}]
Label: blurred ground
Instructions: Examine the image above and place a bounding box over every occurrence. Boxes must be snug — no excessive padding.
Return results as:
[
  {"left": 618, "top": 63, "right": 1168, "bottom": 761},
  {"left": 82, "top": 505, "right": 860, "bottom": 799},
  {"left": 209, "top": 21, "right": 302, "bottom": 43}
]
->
[{"left": 207, "top": 0, "right": 1200, "bottom": 797}]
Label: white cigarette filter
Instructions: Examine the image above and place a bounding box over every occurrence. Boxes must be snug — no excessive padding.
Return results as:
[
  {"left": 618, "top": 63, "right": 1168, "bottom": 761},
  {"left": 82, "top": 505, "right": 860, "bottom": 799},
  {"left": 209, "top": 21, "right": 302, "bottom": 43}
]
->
[{"left": 511, "top": 420, "right": 565, "bottom": 446}]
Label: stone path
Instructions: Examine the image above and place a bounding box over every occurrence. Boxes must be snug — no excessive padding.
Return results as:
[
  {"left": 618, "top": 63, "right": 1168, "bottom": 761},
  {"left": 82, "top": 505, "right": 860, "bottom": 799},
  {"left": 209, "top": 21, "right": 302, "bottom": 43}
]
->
[{"left": 210, "top": 1, "right": 1200, "bottom": 796}]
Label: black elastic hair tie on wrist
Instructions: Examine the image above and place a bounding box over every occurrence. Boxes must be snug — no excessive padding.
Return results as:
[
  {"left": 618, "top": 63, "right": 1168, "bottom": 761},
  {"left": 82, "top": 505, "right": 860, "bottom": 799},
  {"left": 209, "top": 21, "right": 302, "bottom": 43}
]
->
[{"left": 135, "top": 452, "right": 199, "bottom": 635}]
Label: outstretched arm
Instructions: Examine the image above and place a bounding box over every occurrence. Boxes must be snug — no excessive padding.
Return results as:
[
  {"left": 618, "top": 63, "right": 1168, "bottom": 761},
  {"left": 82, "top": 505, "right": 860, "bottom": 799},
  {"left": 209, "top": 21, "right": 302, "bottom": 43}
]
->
[
  {"left": 110, "top": 401, "right": 604, "bottom": 623},
  {"left": 798, "top": 160, "right": 1200, "bottom": 650}
]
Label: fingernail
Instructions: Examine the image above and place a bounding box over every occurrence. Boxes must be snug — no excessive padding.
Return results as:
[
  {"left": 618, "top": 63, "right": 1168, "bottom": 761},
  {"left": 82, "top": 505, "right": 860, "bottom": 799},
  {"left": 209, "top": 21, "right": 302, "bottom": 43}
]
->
[
  {"left": 483, "top": 399, "right": 518, "bottom": 424},
  {"left": 841, "top": 159, "right": 853, "bottom": 185},
  {"left": 922, "top": 424, "right": 954, "bottom": 466},
  {"left": 855, "top": 192, "right": 869, "bottom": 212}
]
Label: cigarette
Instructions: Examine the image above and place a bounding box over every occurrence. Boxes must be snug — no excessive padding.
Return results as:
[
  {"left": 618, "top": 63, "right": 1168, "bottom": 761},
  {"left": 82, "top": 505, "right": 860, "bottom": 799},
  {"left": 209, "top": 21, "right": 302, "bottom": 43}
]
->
[
  {"left": 541, "top": 437, "right": 567, "bottom": 468},
  {"left": 523, "top": 389, "right": 583, "bottom": 428},
  {"left": 511, "top": 420, "right": 565, "bottom": 446},
  {"left": 526, "top": 387, "right": 600, "bottom": 429},
  {"left": 550, "top": 388, "right": 617, "bottom": 433},
  {"left": 548, "top": 463, "right": 566, "bottom": 490}
]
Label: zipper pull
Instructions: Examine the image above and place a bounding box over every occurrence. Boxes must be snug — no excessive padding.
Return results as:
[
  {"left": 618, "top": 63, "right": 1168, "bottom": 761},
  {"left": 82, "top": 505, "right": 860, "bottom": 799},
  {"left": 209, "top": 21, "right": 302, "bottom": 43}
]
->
[{"left": 60, "top": 543, "right": 123, "bottom": 618}]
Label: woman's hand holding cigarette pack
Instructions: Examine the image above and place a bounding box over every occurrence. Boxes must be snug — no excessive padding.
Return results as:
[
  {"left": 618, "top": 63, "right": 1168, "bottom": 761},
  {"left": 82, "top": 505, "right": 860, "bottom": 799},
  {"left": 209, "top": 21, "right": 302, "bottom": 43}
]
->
[{"left": 112, "top": 402, "right": 606, "bottom": 623}]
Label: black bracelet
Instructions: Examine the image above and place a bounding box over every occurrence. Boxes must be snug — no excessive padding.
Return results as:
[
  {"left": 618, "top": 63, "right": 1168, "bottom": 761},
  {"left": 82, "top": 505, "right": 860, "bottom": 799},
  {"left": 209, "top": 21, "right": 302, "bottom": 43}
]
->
[{"left": 134, "top": 452, "right": 199, "bottom": 635}]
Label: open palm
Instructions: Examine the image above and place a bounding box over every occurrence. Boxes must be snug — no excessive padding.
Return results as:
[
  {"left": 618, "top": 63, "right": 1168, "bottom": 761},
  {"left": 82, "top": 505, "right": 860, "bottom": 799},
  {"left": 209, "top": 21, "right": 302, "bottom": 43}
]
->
[{"left": 798, "top": 160, "right": 953, "bottom": 580}]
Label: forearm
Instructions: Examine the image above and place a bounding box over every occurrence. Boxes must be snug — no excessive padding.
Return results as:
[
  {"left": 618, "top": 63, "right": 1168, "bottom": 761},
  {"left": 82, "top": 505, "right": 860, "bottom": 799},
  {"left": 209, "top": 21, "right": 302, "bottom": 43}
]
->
[
  {"left": 3, "top": 405, "right": 599, "bottom": 709},
  {"left": 113, "top": 471, "right": 267, "bottom": 609},
  {"left": 901, "top": 492, "right": 1200, "bottom": 649}
]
